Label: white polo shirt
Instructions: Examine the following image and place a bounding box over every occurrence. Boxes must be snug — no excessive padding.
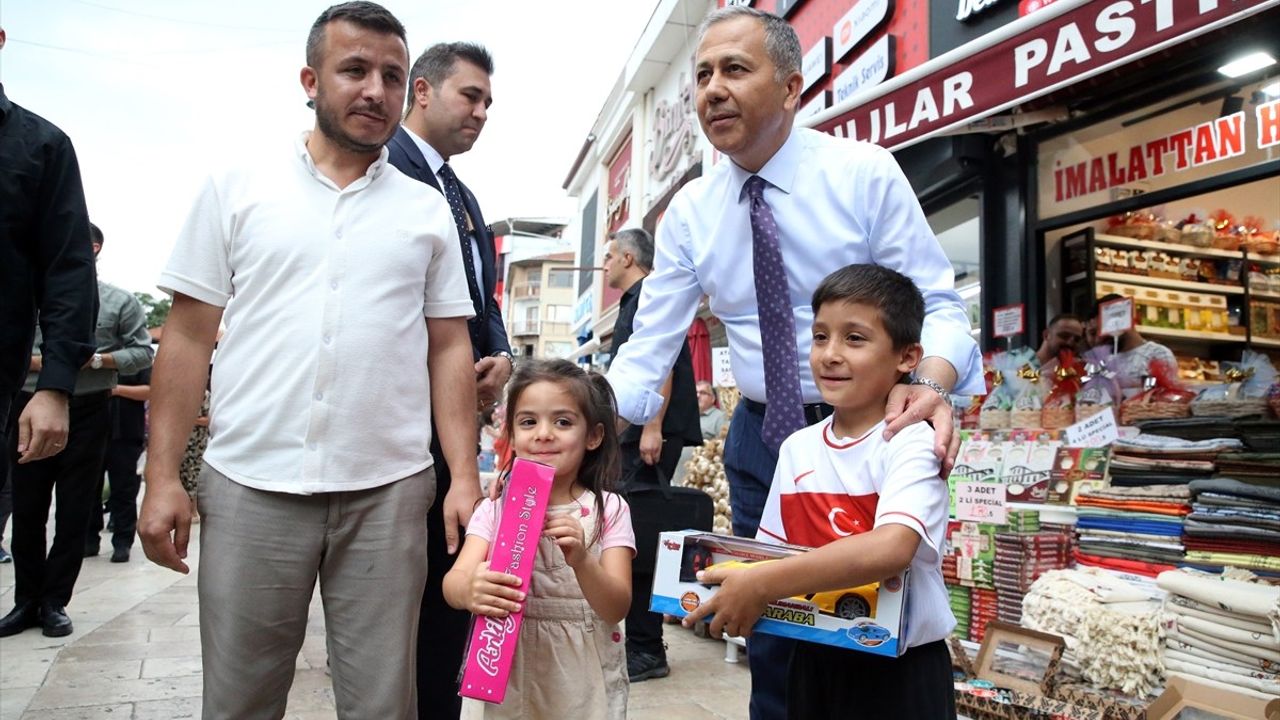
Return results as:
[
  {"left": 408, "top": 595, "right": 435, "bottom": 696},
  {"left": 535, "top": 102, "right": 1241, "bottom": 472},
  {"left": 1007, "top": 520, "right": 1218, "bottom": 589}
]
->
[
  {"left": 757, "top": 419, "right": 955, "bottom": 648},
  {"left": 159, "top": 133, "right": 474, "bottom": 494}
]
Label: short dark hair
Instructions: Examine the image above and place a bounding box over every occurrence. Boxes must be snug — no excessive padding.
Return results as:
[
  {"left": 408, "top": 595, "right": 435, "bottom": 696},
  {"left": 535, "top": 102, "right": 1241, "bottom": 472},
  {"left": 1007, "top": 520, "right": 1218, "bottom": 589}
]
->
[
  {"left": 811, "top": 264, "right": 924, "bottom": 350},
  {"left": 1047, "top": 312, "right": 1082, "bottom": 328},
  {"left": 89, "top": 222, "right": 103, "bottom": 246},
  {"left": 306, "top": 2, "right": 407, "bottom": 68},
  {"left": 409, "top": 42, "right": 493, "bottom": 91},
  {"left": 697, "top": 6, "right": 801, "bottom": 82},
  {"left": 608, "top": 228, "right": 654, "bottom": 272}
]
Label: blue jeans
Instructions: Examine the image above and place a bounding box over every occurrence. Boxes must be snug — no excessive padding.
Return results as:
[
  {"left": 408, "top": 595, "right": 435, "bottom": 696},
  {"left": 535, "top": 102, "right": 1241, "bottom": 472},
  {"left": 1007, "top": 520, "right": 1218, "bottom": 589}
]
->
[{"left": 723, "top": 402, "right": 794, "bottom": 720}]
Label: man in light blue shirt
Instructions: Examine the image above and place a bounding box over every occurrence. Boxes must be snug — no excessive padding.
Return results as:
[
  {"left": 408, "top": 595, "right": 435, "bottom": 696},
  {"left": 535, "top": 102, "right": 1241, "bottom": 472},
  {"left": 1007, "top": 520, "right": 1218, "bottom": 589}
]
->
[{"left": 605, "top": 8, "right": 982, "bottom": 719}]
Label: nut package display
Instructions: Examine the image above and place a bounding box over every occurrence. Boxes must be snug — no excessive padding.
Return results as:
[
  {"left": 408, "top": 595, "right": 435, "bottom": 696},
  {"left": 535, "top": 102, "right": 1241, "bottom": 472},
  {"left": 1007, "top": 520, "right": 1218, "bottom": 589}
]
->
[
  {"left": 1010, "top": 364, "right": 1047, "bottom": 429},
  {"left": 458, "top": 459, "right": 555, "bottom": 705},
  {"left": 980, "top": 349, "right": 1034, "bottom": 430},
  {"left": 1041, "top": 351, "right": 1084, "bottom": 430},
  {"left": 1191, "top": 350, "right": 1276, "bottom": 419},
  {"left": 651, "top": 531, "right": 911, "bottom": 657},
  {"left": 1119, "top": 360, "right": 1194, "bottom": 425}
]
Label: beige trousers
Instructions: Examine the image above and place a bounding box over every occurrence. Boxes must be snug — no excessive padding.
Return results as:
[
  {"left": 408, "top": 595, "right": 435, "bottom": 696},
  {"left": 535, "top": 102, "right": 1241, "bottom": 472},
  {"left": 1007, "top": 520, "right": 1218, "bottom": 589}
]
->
[{"left": 197, "top": 463, "right": 435, "bottom": 720}]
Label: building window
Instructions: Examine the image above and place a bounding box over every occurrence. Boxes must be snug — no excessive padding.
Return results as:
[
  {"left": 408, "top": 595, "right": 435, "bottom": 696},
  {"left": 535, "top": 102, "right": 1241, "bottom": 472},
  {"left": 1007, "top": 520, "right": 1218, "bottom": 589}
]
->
[{"left": 548, "top": 269, "right": 574, "bottom": 288}]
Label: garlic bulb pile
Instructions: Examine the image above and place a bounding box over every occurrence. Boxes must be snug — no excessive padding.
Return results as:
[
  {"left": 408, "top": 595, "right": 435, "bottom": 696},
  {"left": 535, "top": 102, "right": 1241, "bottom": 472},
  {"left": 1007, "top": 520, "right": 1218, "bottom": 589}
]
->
[{"left": 681, "top": 437, "right": 732, "bottom": 534}]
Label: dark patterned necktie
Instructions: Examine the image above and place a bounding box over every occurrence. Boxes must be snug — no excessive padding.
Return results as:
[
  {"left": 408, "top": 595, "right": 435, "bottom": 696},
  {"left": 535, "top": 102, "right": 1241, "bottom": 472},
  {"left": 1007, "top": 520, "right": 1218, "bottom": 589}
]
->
[
  {"left": 745, "top": 175, "right": 805, "bottom": 451},
  {"left": 437, "top": 163, "right": 484, "bottom": 315}
]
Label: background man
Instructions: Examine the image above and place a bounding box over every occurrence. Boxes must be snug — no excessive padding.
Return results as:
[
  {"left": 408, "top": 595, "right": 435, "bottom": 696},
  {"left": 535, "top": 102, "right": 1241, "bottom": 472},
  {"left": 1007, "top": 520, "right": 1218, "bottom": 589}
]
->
[
  {"left": 1088, "top": 293, "right": 1177, "bottom": 392},
  {"left": 697, "top": 380, "right": 726, "bottom": 440},
  {"left": 605, "top": 8, "right": 982, "bottom": 719},
  {"left": 86, "top": 366, "right": 150, "bottom": 563},
  {"left": 603, "top": 227, "right": 702, "bottom": 683},
  {"left": 0, "top": 25, "right": 99, "bottom": 568},
  {"left": 1034, "top": 313, "right": 1084, "bottom": 367},
  {"left": 137, "top": 4, "right": 480, "bottom": 717},
  {"left": 0, "top": 222, "right": 152, "bottom": 639},
  {"left": 386, "top": 41, "right": 513, "bottom": 720}
]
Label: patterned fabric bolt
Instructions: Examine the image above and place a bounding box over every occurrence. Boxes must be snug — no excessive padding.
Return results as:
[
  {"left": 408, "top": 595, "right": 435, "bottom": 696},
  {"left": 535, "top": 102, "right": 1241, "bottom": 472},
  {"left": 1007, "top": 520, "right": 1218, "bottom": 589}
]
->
[
  {"left": 437, "top": 163, "right": 484, "bottom": 315},
  {"left": 745, "top": 175, "right": 805, "bottom": 451}
]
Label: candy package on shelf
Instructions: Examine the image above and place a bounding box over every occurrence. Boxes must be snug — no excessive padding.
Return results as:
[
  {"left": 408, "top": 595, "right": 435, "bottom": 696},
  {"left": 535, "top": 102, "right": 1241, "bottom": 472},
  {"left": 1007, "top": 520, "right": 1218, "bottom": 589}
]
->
[
  {"left": 1010, "top": 364, "right": 1048, "bottom": 430},
  {"left": 1191, "top": 350, "right": 1276, "bottom": 418},
  {"left": 980, "top": 349, "right": 1034, "bottom": 430},
  {"left": 1076, "top": 347, "right": 1120, "bottom": 424},
  {"left": 1120, "top": 360, "right": 1194, "bottom": 425},
  {"left": 1041, "top": 351, "right": 1083, "bottom": 430}
]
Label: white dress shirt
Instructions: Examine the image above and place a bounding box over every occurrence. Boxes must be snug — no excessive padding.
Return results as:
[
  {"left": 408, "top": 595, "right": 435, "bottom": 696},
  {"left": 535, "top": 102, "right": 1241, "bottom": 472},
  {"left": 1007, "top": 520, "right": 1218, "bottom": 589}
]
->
[
  {"left": 607, "top": 127, "right": 982, "bottom": 425},
  {"left": 403, "top": 127, "right": 485, "bottom": 305},
  {"left": 159, "top": 133, "right": 474, "bottom": 494}
]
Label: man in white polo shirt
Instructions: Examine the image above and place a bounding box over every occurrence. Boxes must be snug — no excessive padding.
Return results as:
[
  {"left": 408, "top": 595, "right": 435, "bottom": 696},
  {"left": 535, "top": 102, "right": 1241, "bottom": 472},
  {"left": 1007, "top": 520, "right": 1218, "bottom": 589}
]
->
[{"left": 136, "top": 3, "right": 479, "bottom": 718}]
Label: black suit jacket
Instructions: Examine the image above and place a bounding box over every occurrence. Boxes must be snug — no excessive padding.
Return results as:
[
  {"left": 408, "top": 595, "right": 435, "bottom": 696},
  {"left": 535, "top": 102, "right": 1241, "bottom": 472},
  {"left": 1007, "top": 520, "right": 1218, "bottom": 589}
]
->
[{"left": 386, "top": 127, "right": 510, "bottom": 361}]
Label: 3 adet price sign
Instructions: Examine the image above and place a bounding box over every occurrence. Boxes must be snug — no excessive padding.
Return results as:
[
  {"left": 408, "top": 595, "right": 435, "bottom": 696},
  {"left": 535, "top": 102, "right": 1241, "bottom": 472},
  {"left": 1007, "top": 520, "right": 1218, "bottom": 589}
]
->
[
  {"left": 1099, "top": 296, "right": 1134, "bottom": 337},
  {"left": 992, "top": 304, "right": 1025, "bottom": 339}
]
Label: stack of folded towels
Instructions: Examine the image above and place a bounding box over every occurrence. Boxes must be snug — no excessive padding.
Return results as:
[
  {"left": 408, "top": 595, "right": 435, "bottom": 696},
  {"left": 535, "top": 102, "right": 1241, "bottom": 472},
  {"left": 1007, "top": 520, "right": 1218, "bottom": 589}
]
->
[
  {"left": 1157, "top": 567, "right": 1280, "bottom": 696},
  {"left": 1074, "top": 485, "right": 1191, "bottom": 579},
  {"left": 1183, "top": 478, "right": 1280, "bottom": 577}
]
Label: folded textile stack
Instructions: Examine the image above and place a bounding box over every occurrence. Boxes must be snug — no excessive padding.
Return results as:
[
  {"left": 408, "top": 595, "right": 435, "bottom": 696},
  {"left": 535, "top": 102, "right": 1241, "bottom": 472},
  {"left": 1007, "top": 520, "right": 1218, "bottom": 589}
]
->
[
  {"left": 1135, "top": 417, "right": 1242, "bottom": 443},
  {"left": 1074, "top": 484, "right": 1191, "bottom": 578},
  {"left": 1184, "top": 478, "right": 1280, "bottom": 576},
  {"left": 1108, "top": 435, "right": 1243, "bottom": 487},
  {"left": 1022, "top": 567, "right": 1164, "bottom": 696},
  {"left": 1156, "top": 567, "right": 1280, "bottom": 696},
  {"left": 992, "top": 520, "right": 1074, "bottom": 625},
  {"left": 1214, "top": 453, "right": 1280, "bottom": 480}
]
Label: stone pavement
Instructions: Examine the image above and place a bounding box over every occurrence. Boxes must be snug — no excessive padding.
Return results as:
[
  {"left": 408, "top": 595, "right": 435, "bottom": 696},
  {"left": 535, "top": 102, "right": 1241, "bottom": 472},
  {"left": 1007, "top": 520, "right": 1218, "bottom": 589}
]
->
[{"left": 0, "top": 528, "right": 750, "bottom": 719}]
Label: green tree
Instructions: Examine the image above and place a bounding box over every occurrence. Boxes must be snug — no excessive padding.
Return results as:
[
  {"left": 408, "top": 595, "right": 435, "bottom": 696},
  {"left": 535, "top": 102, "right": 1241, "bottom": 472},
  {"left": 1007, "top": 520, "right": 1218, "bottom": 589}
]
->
[{"left": 133, "top": 291, "right": 172, "bottom": 329}]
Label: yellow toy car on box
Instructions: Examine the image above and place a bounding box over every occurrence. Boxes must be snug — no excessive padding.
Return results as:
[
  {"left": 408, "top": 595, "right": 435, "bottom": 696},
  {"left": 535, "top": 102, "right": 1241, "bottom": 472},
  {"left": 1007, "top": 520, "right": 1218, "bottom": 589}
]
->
[{"left": 705, "top": 559, "right": 879, "bottom": 620}]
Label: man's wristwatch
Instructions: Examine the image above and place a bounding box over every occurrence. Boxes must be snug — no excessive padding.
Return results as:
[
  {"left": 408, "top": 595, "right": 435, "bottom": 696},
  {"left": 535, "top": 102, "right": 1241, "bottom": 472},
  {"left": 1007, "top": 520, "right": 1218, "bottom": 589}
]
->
[
  {"left": 910, "top": 376, "right": 953, "bottom": 407},
  {"left": 491, "top": 350, "right": 514, "bottom": 368},
  {"left": 90, "top": 353, "right": 104, "bottom": 370}
]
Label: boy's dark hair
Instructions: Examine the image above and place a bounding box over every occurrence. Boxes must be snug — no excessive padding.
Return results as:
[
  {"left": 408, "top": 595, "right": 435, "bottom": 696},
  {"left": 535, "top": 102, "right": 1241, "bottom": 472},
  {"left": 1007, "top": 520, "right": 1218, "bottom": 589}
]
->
[
  {"left": 89, "top": 222, "right": 103, "bottom": 246},
  {"left": 501, "top": 358, "right": 621, "bottom": 546},
  {"left": 306, "top": 2, "right": 407, "bottom": 68},
  {"left": 810, "top": 264, "right": 924, "bottom": 350}
]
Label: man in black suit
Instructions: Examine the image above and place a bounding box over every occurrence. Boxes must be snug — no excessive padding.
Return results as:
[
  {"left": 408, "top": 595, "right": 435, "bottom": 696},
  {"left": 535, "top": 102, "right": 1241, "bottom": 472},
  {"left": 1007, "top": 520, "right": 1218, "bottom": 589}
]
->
[{"left": 386, "top": 42, "right": 512, "bottom": 720}]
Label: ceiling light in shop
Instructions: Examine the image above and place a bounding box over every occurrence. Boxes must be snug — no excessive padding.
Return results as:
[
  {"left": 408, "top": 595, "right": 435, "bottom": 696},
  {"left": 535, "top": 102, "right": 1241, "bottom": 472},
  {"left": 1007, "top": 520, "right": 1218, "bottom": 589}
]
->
[
  {"left": 1217, "top": 52, "right": 1276, "bottom": 78},
  {"left": 1263, "top": 81, "right": 1280, "bottom": 99}
]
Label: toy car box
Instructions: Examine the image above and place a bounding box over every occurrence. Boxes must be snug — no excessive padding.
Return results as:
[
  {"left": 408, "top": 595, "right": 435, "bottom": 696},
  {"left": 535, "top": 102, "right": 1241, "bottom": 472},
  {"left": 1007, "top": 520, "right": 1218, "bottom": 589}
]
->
[{"left": 650, "top": 530, "right": 910, "bottom": 657}]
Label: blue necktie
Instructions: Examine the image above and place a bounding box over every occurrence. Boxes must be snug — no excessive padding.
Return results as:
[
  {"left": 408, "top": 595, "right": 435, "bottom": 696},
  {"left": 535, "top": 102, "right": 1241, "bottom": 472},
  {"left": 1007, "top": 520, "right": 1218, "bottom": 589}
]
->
[
  {"left": 745, "top": 175, "right": 805, "bottom": 451},
  {"left": 437, "top": 163, "right": 484, "bottom": 316}
]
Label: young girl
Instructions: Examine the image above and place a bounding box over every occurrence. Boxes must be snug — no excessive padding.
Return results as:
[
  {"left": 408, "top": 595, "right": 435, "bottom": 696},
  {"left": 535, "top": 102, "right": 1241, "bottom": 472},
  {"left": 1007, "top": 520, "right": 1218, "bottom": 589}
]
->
[{"left": 444, "top": 359, "right": 634, "bottom": 719}]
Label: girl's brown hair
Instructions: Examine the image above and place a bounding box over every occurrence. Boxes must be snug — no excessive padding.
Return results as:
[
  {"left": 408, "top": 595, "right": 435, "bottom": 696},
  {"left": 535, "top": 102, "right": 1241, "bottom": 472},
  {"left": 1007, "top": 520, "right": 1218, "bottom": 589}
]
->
[{"left": 500, "top": 359, "right": 621, "bottom": 545}]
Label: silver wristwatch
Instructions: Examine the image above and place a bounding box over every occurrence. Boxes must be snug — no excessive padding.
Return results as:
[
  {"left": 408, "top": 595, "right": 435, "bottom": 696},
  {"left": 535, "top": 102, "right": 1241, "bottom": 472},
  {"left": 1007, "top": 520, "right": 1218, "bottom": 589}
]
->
[
  {"left": 910, "top": 376, "right": 953, "bottom": 407},
  {"left": 491, "top": 350, "right": 514, "bottom": 367},
  {"left": 90, "top": 353, "right": 104, "bottom": 370}
]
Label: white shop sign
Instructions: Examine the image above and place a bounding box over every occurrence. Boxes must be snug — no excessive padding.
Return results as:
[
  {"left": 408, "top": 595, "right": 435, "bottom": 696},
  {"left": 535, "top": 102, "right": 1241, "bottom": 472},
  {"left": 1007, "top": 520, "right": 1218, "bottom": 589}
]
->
[
  {"left": 1098, "top": 296, "right": 1134, "bottom": 338},
  {"left": 833, "top": 34, "right": 894, "bottom": 105},
  {"left": 832, "top": 0, "right": 890, "bottom": 62},
  {"left": 992, "top": 303, "right": 1025, "bottom": 339},
  {"left": 955, "top": 481, "right": 1008, "bottom": 524},
  {"left": 712, "top": 347, "right": 736, "bottom": 388},
  {"left": 798, "top": 91, "right": 832, "bottom": 123},
  {"left": 802, "top": 37, "right": 832, "bottom": 94}
]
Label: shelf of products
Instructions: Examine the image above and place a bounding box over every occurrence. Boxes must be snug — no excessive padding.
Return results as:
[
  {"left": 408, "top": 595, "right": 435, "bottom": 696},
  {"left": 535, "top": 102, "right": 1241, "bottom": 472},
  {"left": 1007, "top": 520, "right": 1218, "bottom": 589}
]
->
[
  {"left": 1135, "top": 325, "right": 1240, "bottom": 343},
  {"left": 1076, "top": 232, "right": 1246, "bottom": 260},
  {"left": 1092, "top": 270, "right": 1244, "bottom": 295}
]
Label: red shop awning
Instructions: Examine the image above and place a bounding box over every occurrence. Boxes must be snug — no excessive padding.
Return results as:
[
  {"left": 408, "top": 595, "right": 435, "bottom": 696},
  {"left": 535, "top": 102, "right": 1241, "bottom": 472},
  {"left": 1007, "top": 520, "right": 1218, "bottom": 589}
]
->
[{"left": 805, "top": 0, "right": 1280, "bottom": 150}]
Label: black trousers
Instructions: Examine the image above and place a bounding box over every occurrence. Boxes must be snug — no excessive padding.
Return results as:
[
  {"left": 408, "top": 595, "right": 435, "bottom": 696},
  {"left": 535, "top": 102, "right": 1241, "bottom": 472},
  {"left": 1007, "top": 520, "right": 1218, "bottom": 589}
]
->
[
  {"left": 87, "top": 438, "right": 143, "bottom": 551},
  {"left": 788, "top": 639, "right": 956, "bottom": 720},
  {"left": 620, "top": 436, "right": 684, "bottom": 657},
  {"left": 9, "top": 391, "right": 111, "bottom": 608},
  {"left": 0, "top": 393, "right": 13, "bottom": 543},
  {"left": 415, "top": 444, "right": 470, "bottom": 720}
]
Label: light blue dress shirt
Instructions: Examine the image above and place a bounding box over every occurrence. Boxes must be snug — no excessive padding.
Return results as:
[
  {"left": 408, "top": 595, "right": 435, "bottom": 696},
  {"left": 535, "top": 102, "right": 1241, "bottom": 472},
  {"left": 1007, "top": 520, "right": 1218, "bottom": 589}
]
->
[{"left": 606, "top": 128, "right": 982, "bottom": 425}]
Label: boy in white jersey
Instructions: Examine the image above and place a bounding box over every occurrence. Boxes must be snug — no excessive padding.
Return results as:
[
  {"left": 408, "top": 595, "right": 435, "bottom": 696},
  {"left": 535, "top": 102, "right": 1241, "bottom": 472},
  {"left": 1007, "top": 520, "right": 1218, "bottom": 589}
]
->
[{"left": 684, "top": 264, "right": 955, "bottom": 719}]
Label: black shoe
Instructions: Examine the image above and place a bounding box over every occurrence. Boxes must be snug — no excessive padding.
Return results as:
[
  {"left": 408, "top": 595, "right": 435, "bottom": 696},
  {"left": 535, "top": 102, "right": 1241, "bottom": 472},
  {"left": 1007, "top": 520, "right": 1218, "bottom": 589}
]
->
[
  {"left": 627, "top": 649, "right": 670, "bottom": 682},
  {"left": 0, "top": 546, "right": 11, "bottom": 564},
  {"left": 0, "top": 602, "right": 40, "bottom": 637},
  {"left": 110, "top": 548, "right": 130, "bottom": 563},
  {"left": 83, "top": 544, "right": 100, "bottom": 558},
  {"left": 40, "top": 603, "right": 73, "bottom": 638}
]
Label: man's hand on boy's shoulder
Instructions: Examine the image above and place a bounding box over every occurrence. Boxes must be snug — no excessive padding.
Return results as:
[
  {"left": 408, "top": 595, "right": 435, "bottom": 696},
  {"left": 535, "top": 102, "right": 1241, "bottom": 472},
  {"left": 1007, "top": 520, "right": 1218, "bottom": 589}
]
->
[
  {"left": 681, "top": 564, "right": 770, "bottom": 639},
  {"left": 882, "top": 383, "right": 960, "bottom": 479}
]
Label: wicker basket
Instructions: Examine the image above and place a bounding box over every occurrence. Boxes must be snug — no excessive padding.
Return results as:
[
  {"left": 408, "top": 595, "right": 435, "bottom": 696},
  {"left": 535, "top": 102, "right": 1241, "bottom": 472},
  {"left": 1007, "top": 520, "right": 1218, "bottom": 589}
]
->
[
  {"left": 979, "top": 408, "right": 1011, "bottom": 430},
  {"left": 1041, "top": 406, "right": 1075, "bottom": 430},
  {"left": 1191, "top": 398, "right": 1269, "bottom": 418},
  {"left": 1120, "top": 401, "right": 1191, "bottom": 425},
  {"left": 1110, "top": 224, "right": 1156, "bottom": 240},
  {"left": 1075, "top": 404, "right": 1115, "bottom": 423}
]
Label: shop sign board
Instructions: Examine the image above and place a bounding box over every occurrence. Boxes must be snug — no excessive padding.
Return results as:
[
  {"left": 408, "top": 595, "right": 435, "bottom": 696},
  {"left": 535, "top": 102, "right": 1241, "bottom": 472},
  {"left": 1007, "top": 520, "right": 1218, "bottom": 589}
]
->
[
  {"left": 802, "top": 37, "right": 832, "bottom": 94},
  {"left": 833, "top": 34, "right": 895, "bottom": 105},
  {"left": 777, "top": 0, "right": 806, "bottom": 18},
  {"left": 832, "top": 0, "right": 891, "bottom": 62},
  {"left": 957, "top": 0, "right": 1005, "bottom": 22},
  {"left": 810, "top": 0, "right": 1280, "bottom": 151},
  {"left": 1063, "top": 410, "right": 1118, "bottom": 448},
  {"left": 650, "top": 74, "right": 697, "bottom": 186},
  {"left": 1098, "top": 296, "right": 1133, "bottom": 338},
  {"left": 992, "top": 303, "right": 1025, "bottom": 339},
  {"left": 955, "top": 481, "right": 1008, "bottom": 524},
  {"left": 798, "top": 90, "right": 832, "bottom": 123},
  {"left": 606, "top": 136, "right": 632, "bottom": 235},
  {"left": 712, "top": 347, "right": 736, "bottom": 388}
]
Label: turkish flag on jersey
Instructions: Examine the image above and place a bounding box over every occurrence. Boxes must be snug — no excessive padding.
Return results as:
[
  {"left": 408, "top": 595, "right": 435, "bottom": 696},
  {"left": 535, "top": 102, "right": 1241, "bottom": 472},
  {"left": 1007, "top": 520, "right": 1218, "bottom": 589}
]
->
[{"left": 778, "top": 490, "right": 880, "bottom": 548}]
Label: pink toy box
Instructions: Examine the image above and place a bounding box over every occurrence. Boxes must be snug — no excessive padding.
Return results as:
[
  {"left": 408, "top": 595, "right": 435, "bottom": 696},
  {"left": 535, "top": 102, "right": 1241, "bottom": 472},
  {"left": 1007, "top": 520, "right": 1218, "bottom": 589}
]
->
[{"left": 458, "top": 459, "right": 555, "bottom": 704}]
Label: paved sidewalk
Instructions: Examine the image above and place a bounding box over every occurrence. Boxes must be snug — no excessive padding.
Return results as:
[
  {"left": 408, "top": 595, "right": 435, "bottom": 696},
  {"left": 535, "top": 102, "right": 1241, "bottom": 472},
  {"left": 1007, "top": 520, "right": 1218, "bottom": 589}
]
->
[{"left": 0, "top": 529, "right": 750, "bottom": 719}]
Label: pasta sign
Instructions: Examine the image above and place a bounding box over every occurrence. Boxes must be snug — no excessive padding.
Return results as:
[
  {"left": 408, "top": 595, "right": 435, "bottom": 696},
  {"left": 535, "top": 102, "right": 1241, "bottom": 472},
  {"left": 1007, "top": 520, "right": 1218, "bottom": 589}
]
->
[{"left": 813, "top": 0, "right": 1278, "bottom": 150}]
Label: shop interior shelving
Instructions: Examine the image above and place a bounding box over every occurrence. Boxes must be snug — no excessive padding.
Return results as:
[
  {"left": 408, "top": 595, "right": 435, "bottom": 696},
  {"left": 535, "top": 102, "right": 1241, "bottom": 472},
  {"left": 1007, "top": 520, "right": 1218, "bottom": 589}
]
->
[{"left": 1062, "top": 228, "right": 1280, "bottom": 351}]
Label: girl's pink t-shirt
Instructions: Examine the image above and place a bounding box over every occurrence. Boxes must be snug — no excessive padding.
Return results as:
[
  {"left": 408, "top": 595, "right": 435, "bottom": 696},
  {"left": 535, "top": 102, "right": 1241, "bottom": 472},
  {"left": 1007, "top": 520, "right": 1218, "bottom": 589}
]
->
[{"left": 467, "top": 490, "right": 636, "bottom": 554}]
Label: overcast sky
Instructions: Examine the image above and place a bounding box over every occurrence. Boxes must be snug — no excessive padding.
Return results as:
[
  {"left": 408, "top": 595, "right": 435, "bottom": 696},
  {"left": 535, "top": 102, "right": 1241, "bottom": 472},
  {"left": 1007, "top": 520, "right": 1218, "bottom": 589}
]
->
[{"left": 1, "top": 0, "right": 657, "bottom": 294}]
